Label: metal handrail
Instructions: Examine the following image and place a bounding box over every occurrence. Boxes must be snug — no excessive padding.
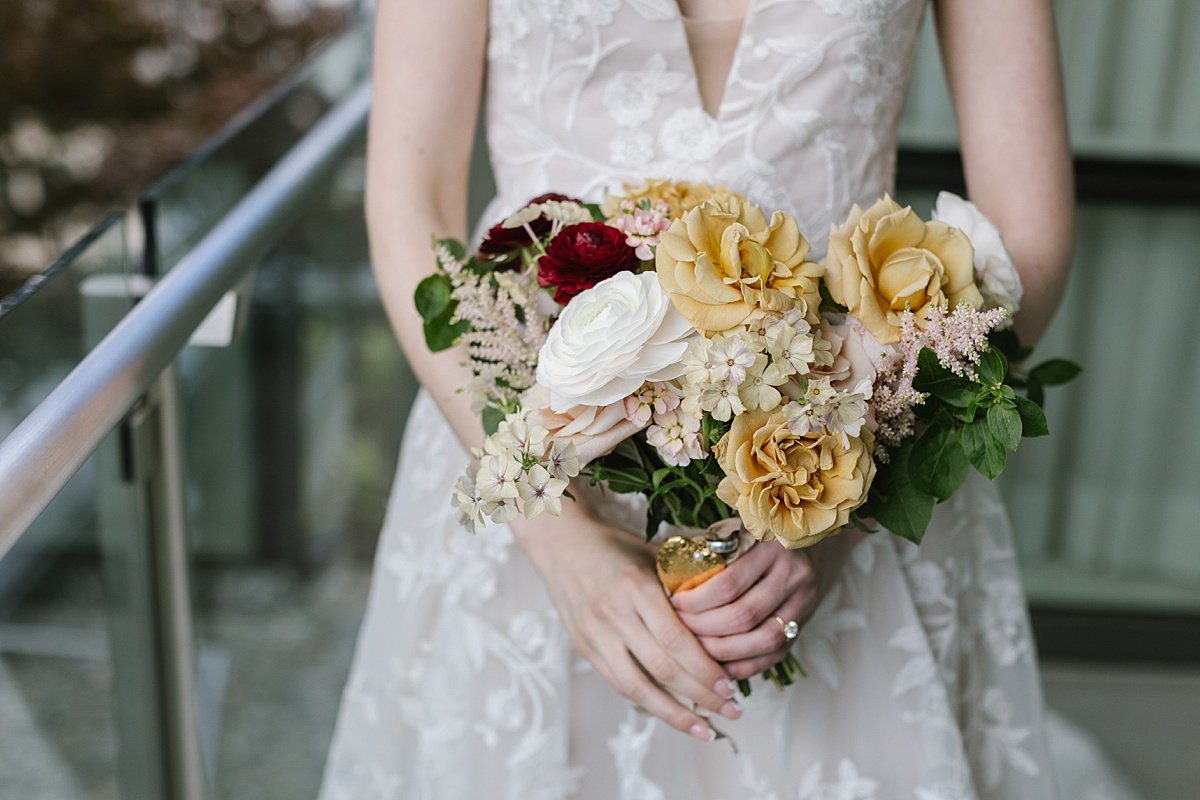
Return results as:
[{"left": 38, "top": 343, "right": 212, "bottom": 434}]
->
[{"left": 0, "top": 81, "right": 372, "bottom": 557}]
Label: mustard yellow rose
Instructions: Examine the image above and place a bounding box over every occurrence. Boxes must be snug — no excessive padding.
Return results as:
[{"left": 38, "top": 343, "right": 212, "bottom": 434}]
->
[
  {"left": 601, "top": 179, "right": 744, "bottom": 220},
  {"left": 825, "top": 195, "right": 984, "bottom": 344},
  {"left": 656, "top": 199, "right": 823, "bottom": 334},
  {"left": 714, "top": 408, "right": 876, "bottom": 549}
]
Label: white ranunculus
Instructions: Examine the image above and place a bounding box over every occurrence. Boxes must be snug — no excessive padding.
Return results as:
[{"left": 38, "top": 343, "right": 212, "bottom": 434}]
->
[
  {"left": 536, "top": 271, "right": 694, "bottom": 411},
  {"left": 932, "top": 191, "right": 1023, "bottom": 319}
]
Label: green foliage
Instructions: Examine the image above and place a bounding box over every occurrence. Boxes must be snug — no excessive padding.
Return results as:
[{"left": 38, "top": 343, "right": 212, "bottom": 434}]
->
[
  {"left": 910, "top": 409, "right": 969, "bottom": 502},
  {"left": 866, "top": 441, "right": 934, "bottom": 544},
  {"left": 913, "top": 348, "right": 977, "bottom": 407},
  {"left": 960, "top": 418, "right": 1006, "bottom": 479},
  {"left": 976, "top": 347, "right": 1008, "bottom": 386},
  {"left": 583, "top": 202, "right": 605, "bottom": 220},
  {"left": 420, "top": 305, "right": 468, "bottom": 352},
  {"left": 414, "top": 273, "right": 452, "bottom": 320},
  {"left": 1030, "top": 358, "right": 1082, "bottom": 386},
  {"left": 1013, "top": 395, "right": 1049, "bottom": 437},
  {"left": 987, "top": 402, "right": 1023, "bottom": 451},
  {"left": 481, "top": 406, "right": 506, "bottom": 436}
]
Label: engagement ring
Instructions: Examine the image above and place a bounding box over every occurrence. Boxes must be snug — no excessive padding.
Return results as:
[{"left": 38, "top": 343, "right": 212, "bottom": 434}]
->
[{"left": 775, "top": 615, "right": 800, "bottom": 641}]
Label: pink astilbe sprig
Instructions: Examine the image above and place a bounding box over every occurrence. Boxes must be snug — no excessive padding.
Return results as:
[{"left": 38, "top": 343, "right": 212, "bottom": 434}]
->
[
  {"left": 914, "top": 302, "right": 1009, "bottom": 380},
  {"left": 871, "top": 302, "right": 1008, "bottom": 459}
]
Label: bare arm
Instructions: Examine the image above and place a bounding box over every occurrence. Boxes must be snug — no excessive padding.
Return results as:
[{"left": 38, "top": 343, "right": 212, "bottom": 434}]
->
[
  {"left": 933, "top": 0, "right": 1075, "bottom": 345},
  {"left": 367, "top": 0, "right": 736, "bottom": 739},
  {"left": 366, "top": 0, "right": 488, "bottom": 448}
]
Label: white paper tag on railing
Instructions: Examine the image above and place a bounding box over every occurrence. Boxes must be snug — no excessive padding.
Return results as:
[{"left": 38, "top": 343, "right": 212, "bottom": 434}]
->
[
  {"left": 188, "top": 291, "right": 238, "bottom": 348},
  {"left": 79, "top": 275, "right": 239, "bottom": 348}
]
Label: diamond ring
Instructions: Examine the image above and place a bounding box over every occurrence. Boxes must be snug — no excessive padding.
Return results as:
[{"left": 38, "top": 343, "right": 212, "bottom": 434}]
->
[{"left": 775, "top": 615, "right": 800, "bottom": 641}]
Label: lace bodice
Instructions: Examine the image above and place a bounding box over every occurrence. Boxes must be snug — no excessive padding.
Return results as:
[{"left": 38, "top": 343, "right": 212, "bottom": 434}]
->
[{"left": 485, "top": 0, "right": 928, "bottom": 256}]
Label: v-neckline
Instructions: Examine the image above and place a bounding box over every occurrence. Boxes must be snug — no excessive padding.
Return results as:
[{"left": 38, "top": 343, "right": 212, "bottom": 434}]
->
[{"left": 670, "top": 0, "right": 758, "bottom": 125}]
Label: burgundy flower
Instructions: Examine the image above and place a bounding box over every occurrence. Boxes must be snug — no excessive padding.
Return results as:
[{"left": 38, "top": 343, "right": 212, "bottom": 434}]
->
[
  {"left": 537, "top": 222, "right": 641, "bottom": 305},
  {"left": 478, "top": 192, "right": 582, "bottom": 265}
]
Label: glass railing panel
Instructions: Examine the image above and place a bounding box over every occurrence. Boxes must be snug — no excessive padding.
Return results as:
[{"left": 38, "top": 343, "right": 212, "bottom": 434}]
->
[
  {"left": 0, "top": 211, "right": 138, "bottom": 446},
  {"left": 173, "top": 132, "right": 417, "bottom": 796},
  {"left": 0, "top": 430, "right": 147, "bottom": 800},
  {"left": 142, "top": 22, "right": 372, "bottom": 276}
]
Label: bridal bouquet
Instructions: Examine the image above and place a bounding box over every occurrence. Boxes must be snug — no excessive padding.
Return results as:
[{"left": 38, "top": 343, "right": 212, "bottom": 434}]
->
[{"left": 415, "top": 180, "right": 1076, "bottom": 687}]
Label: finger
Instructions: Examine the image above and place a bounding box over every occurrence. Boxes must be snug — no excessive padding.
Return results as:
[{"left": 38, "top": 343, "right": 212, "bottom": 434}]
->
[
  {"left": 696, "top": 590, "right": 810, "bottom": 663},
  {"left": 670, "top": 541, "right": 777, "bottom": 614},
  {"left": 634, "top": 586, "right": 740, "bottom": 711},
  {"left": 676, "top": 551, "right": 792, "bottom": 637},
  {"left": 605, "top": 645, "right": 721, "bottom": 742},
  {"left": 725, "top": 650, "right": 792, "bottom": 681},
  {"left": 620, "top": 618, "right": 740, "bottom": 720}
]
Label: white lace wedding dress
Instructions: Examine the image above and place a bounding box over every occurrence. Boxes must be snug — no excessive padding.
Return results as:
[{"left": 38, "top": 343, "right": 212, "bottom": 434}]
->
[{"left": 320, "top": 2, "right": 1134, "bottom": 798}]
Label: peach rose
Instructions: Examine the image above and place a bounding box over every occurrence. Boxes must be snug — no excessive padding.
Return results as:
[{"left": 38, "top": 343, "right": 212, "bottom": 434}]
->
[
  {"left": 825, "top": 195, "right": 983, "bottom": 344},
  {"left": 601, "top": 178, "right": 745, "bottom": 220},
  {"left": 656, "top": 199, "right": 823, "bottom": 334},
  {"left": 523, "top": 384, "right": 643, "bottom": 467},
  {"left": 713, "top": 408, "right": 876, "bottom": 549}
]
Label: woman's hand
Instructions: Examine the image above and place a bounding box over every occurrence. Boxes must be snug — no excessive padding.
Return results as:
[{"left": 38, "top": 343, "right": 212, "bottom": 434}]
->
[
  {"left": 514, "top": 510, "right": 742, "bottom": 741},
  {"left": 671, "top": 531, "right": 863, "bottom": 680}
]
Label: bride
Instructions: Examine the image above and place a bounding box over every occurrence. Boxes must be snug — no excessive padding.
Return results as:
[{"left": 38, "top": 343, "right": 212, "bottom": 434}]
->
[{"left": 322, "top": 1, "right": 1078, "bottom": 797}]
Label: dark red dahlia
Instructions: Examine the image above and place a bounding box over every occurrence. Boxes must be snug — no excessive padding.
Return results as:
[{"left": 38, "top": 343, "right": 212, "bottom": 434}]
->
[
  {"left": 537, "top": 222, "right": 640, "bottom": 305},
  {"left": 477, "top": 192, "right": 582, "bottom": 266}
]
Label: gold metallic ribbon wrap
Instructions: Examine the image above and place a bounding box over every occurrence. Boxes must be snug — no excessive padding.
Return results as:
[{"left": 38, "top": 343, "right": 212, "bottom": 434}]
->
[{"left": 655, "top": 518, "right": 756, "bottom": 596}]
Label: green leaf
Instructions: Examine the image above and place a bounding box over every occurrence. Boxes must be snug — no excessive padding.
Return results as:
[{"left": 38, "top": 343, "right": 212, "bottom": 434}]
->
[
  {"left": 987, "top": 402, "right": 1023, "bottom": 451},
  {"left": 868, "top": 442, "right": 935, "bottom": 544},
  {"left": 434, "top": 236, "right": 467, "bottom": 261},
  {"left": 481, "top": 406, "right": 506, "bottom": 436},
  {"left": 913, "top": 348, "right": 978, "bottom": 407},
  {"left": 910, "top": 410, "right": 969, "bottom": 502},
  {"left": 422, "top": 303, "right": 468, "bottom": 352},
  {"left": 1013, "top": 395, "right": 1049, "bottom": 437},
  {"left": 989, "top": 328, "right": 1034, "bottom": 363},
  {"left": 415, "top": 273, "right": 453, "bottom": 321},
  {"left": 960, "top": 419, "right": 1007, "bottom": 479},
  {"left": 1030, "top": 358, "right": 1082, "bottom": 386},
  {"left": 976, "top": 347, "right": 1008, "bottom": 386},
  {"left": 583, "top": 202, "right": 605, "bottom": 221},
  {"left": 1026, "top": 378, "right": 1045, "bottom": 408},
  {"left": 651, "top": 468, "right": 674, "bottom": 490}
]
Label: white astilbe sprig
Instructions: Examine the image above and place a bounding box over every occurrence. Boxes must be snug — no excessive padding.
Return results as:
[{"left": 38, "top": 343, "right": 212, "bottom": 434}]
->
[{"left": 447, "top": 262, "right": 547, "bottom": 411}]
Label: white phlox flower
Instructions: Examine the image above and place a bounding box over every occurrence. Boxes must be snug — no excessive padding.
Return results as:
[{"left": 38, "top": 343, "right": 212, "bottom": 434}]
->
[
  {"left": 481, "top": 496, "right": 520, "bottom": 524},
  {"left": 517, "top": 464, "right": 568, "bottom": 518},
  {"left": 492, "top": 415, "right": 548, "bottom": 455},
  {"left": 696, "top": 381, "right": 746, "bottom": 422},
  {"left": 785, "top": 399, "right": 827, "bottom": 437},
  {"left": 825, "top": 379, "right": 872, "bottom": 448},
  {"left": 761, "top": 308, "right": 812, "bottom": 346},
  {"left": 543, "top": 440, "right": 581, "bottom": 482},
  {"left": 768, "top": 324, "right": 818, "bottom": 376},
  {"left": 708, "top": 332, "right": 761, "bottom": 385},
  {"left": 739, "top": 354, "right": 790, "bottom": 412},
  {"left": 453, "top": 473, "right": 485, "bottom": 533},
  {"left": 478, "top": 453, "right": 522, "bottom": 502},
  {"left": 681, "top": 339, "right": 719, "bottom": 386}
]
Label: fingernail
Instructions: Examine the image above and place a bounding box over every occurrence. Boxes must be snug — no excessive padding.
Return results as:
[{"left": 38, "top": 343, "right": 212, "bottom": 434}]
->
[
  {"left": 720, "top": 700, "right": 742, "bottom": 720},
  {"left": 689, "top": 723, "right": 715, "bottom": 743},
  {"left": 713, "top": 679, "right": 735, "bottom": 698}
]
